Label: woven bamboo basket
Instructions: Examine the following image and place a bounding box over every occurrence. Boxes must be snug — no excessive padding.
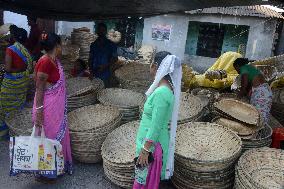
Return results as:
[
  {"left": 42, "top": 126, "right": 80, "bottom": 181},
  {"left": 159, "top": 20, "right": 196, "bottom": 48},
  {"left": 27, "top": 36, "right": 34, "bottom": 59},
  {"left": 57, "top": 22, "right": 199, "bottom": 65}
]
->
[
  {"left": 191, "top": 88, "right": 219, "bottom": 103},
  {"left": 241, "top": 126, "right": 272, "bottom": 152},
  {"left": 214, "top": 99, "right": 260, "bottom": 126},
  {"left": 235, "top": 147, "right": 284, "bottom": 189},
  {"left": 68, "top": 104, "right": 122, "bottom": 163},
  {"left": 212, "top": 117, "right": 261, "bottom": 136},
  {"left": 66, "top": 78, "right": 104, "bottom": 112},
  {"left": 172, "top": 122, "right": 242, "bottom": 189},
  {"left": 5, "top": 108, "right": 33, "bottom": 136},
  {"left": 97, "top": 88, "right": 146, "bottom": 124},
  {"left": 115, "top": 63, "right": 152, "bottom": 93},
  {"left": 139, "top": 92, "right": 204, "bottom": 124},
  {"left": 101, "top": 121, "right": 140, "bottom": 188}
]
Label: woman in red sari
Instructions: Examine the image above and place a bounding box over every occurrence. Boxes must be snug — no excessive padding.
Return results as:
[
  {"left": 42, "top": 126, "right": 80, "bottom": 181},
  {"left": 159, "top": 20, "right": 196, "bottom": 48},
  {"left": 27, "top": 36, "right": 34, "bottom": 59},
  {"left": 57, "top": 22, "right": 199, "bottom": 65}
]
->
[{"left": 33, "top": 33, "right": 72, "bottom": 183}]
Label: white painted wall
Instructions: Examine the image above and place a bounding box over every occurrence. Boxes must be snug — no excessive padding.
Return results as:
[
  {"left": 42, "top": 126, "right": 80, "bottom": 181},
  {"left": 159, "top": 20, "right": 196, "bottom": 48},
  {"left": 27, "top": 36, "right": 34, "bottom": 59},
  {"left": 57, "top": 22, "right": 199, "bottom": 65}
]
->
[
  {"left": 56, "top": 21, "right": 95, "bottom": 36},
  {"left": 142, "top": 15, "right": 189, "bottom": 60},
  {"left": 3, "top": 11, "right": 30, "bottom": 33},
  {"left": 187, "top": 14, "right": 277, "bottom": 60},
  {"left": 143, "top": 14, "right": 278, "bottom": 72}
]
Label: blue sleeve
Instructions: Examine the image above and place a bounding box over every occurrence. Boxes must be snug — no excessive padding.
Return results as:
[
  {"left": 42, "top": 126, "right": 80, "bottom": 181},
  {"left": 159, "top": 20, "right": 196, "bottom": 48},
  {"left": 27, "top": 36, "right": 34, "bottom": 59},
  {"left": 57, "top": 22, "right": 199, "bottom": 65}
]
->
[{"left": 110, "top": 42, "right": 118, "bottom": 59}]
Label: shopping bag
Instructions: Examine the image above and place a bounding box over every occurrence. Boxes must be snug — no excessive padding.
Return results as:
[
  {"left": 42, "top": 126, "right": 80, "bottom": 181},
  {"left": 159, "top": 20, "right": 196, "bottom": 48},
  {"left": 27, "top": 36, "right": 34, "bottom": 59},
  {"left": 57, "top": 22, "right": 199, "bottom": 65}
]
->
[{"left": 9, "top": 126, "right": 65, "bottom": 178}]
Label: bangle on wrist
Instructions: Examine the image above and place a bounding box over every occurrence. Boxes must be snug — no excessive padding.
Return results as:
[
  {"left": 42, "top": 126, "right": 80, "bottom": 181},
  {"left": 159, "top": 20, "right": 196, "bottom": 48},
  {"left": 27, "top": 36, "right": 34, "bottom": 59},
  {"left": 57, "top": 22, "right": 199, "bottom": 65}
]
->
[
  {"left": 143, "top": 146, "right": 150, "bottom": 153},
  {"left": 36, "top": 105, "right": 44, "bottom": 110}
]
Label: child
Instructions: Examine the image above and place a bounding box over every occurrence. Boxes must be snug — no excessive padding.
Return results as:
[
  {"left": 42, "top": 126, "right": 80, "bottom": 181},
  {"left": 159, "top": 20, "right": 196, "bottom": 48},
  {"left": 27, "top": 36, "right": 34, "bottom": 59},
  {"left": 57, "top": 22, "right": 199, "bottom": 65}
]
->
[{"left": 71, "top": 59, "right": 90, "bottom": 77}]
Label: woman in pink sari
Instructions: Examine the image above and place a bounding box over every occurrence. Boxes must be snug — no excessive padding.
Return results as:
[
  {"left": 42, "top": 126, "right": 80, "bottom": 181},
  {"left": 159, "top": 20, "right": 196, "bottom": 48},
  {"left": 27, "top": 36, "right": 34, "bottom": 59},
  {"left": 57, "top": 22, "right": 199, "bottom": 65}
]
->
[{"left": 33, "top": 33, "right": 72, "bottom": 183}]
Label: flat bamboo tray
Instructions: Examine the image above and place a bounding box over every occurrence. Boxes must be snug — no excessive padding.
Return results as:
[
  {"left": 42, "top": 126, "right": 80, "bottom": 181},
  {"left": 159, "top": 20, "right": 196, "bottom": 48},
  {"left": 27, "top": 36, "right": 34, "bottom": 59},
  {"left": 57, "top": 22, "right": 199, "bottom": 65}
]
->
[
  {"left": 115, "top": 63, "right": 152, "bottom": 93},
  {"left": 235, "top": 147, "right": 284, "bottom": 189},
  {"left": 101, "top": 121, "right": 139, "bottom": 188},
  {"left": 214, "top": 99, "right": 260, "bottom": 125}
]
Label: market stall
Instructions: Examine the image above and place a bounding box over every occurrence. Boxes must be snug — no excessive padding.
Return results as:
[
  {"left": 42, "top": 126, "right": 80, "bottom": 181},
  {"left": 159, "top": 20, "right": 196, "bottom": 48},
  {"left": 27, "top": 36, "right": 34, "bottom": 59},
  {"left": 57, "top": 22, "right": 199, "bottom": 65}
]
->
[{"left": 1, "top": 1, "right": 284, "bottom": 188}]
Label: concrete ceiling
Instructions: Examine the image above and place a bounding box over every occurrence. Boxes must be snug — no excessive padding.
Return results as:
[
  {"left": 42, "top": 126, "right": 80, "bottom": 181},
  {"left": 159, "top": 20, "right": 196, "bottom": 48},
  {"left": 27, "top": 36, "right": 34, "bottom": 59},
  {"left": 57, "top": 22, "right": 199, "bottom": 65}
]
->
[{"left": 0, "top": 0, "right": 282, "bottom": 21}]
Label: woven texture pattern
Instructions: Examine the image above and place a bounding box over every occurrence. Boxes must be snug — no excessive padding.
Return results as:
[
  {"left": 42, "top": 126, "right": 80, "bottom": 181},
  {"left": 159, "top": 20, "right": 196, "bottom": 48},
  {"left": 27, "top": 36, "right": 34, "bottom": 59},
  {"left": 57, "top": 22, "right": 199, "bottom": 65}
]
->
[
  {"left": 98, "top": 88, "right": 146, "bottom": 124},
  {"left": 101, "top": 121, "right": 140, "bottom": 189},
  {"left": 68, "top": 104, "right": 122, "bottom": 163},
  {"left": 115, "top": 63, "right": 152, "bottom": 93},
  {"left": 172, "top": 122, "right": 242, "bottom": 189},
  {"left": 235, "top": 148, "right": 284, "bottom": 189}
]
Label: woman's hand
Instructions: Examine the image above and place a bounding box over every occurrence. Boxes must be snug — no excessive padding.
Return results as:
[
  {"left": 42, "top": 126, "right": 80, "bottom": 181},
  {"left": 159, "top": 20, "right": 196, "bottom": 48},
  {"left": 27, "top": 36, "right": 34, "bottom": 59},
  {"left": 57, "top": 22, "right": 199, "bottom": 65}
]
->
[
  {"left": 35, "top": 111, "right": 44, "bottom": 128},
  {"left": 138, "top": 149, "right": 149, "bottom": 167}
]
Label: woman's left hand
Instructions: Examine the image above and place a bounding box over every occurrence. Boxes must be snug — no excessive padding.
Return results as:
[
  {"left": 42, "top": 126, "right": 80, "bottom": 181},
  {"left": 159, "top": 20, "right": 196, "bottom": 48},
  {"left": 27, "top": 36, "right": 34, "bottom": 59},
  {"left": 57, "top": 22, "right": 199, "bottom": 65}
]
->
[{"left": 138, "top": 149, "right": 149, "bottom": 167}]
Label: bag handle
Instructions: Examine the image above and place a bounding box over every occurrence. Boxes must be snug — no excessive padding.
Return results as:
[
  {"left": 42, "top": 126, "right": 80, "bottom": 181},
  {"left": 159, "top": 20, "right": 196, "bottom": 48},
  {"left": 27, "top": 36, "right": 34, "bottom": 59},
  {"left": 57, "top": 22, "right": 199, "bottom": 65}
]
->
[{"left": 31, "top": 125, "right": 46, "bottom": 138}]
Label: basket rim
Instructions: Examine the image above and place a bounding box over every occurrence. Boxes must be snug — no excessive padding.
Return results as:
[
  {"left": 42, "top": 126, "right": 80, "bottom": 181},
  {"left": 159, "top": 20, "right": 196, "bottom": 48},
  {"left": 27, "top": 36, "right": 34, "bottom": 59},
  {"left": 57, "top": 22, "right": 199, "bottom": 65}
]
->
[{"left": 175, "top": 122, "right": 242, "bottom": 164}]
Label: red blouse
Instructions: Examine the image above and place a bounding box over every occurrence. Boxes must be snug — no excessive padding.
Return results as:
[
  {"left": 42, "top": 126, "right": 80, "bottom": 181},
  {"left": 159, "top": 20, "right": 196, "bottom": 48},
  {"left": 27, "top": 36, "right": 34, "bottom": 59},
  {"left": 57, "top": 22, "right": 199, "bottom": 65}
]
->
[
  {"left": 6, "top": 48, "right": 27, "bottom": 70},
  {"left": 35, "top": 56, "right": 60, "bottom": 83}
]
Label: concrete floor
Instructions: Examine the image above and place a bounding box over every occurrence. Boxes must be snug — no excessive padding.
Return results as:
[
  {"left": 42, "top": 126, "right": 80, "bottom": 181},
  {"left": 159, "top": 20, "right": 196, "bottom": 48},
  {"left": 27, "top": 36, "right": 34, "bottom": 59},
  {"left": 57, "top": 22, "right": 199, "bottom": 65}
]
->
[
  {"left": 0, "top": 141, "right": 175, "bottom": 189},
  {"left": 0, "top": 141, "right": 121, "bottom": 189}
]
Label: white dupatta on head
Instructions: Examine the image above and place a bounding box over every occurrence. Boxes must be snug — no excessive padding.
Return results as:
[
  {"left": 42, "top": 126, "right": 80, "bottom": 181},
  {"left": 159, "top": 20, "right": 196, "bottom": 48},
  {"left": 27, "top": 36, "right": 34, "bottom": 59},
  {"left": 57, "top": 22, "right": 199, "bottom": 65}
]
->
[{"left": 145, "top": 55, "right": 182, "bottom": 179}]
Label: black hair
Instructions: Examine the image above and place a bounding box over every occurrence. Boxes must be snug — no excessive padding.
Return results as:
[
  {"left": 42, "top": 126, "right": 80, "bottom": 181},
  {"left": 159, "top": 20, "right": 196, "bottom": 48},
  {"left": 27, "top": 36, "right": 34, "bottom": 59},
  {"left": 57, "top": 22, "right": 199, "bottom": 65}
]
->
[
  {"left": 154, "top": 51, "right": 173, "bottom": 86},
  {"left": 28, "top": 16, "right": 37, "bottom": 23},
  {"left": 233, "top": 58, "right": 249, "bottom": 68},
  {"left": 9, "top": 25, "right": 18, "bottom": 36},
  {"left": 76, "top": 59, "right": 87, "bottom": 70},
  {"left": 96, "top": 23, "right": 107, "bottom": 31},
  {"left": 154, "top": 51, "right": 172, "bottom": 67},
  {"left": 40, "top": 33, "right": 61, "bottom": 52},
  {"left": 14, "top": 28, "right": 27, "bottom": 44}
]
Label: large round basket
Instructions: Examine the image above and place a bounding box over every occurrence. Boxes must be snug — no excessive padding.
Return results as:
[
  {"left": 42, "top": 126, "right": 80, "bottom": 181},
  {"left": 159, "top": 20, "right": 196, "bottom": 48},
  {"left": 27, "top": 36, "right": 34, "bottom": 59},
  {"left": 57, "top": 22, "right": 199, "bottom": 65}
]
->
[
  {"left": 68, "top": 104, "right": 122, "bottom": 163},
  {"left": 214, "top": 99, "right": 260, "bottom": 125},
  {"left": 235, "top": 147, "right": 284, "bottom": 189},
  {"left": 66, "top": 78, "right": 104, "bottom": 112},
  {"left": 5, "top": 108, "right": 33, "bottom": 136},
  {"left": 98, "top": 88, "right": 146, "bottom": 124},
  {"left": 115, "top": 63, "right": 152, "bottom": 93},
  {"left": 212, "top": 117, "right": 262, "bottom": 136},
  {"left": 172, "top": 122, "right": 242, "bottom": 189},
  {"left": 139, "top": 92, "right": 204, "bottom": 124},
  {"left": 241, "top": 126, "right": 273, "bottom": 152},
  {"left": 101, "top": 121, "right": 140, "bottom": 189},
  {"left": 178, "top": 92, "right": 204, "bottom": 124}
]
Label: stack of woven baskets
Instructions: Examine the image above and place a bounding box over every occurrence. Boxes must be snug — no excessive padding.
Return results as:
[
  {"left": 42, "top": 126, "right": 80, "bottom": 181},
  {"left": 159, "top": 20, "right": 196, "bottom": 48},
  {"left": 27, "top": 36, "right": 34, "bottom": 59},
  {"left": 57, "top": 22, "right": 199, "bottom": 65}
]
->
[
  {"left": 98, "top": 88, "right": 145, "bottom": 124},
  {"left": 212, "top": 98, "right": 272, "bottom": 152},
  {"left": 178, "top": 92, "right": 204, "bottom": 124},
  {"left": 115, "top": 63, "right": 152, "bottom": 93},
  {"left": 71, "top": 27, "right": 97, "bottom": 62},
  {"left": 66, "top": 77, "right": 104, "bottom": 112},
  {"left": 68, "top": 104, "right": 122, "bottom": 163},
  {"left": 140, "top": 92, "right": 204, "bottom": 124},
  {"left": 5, "top": 108, "right": 33, "bottom": 136},
  {"left": 137, "top": 45, "right": 156, "bottom": 64},
  {"left": 235, "top": 147, "right": 284, "bottom": 189},
  {"left": 102, "top": 121, "right": 139, "bottom": 188},
  {"left": 172, "top": 122, "right": 242, "bottom": 189}
]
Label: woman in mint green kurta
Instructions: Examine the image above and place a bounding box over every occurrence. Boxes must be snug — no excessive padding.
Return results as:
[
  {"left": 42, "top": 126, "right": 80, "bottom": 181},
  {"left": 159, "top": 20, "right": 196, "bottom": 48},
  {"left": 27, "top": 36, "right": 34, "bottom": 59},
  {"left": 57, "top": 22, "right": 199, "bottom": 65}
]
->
[
  {"left": 136, "top": 85, "right": 174, "bottom": 177},
  {"left": 133, "top": 51, "right": 182, "bottom": 189}
]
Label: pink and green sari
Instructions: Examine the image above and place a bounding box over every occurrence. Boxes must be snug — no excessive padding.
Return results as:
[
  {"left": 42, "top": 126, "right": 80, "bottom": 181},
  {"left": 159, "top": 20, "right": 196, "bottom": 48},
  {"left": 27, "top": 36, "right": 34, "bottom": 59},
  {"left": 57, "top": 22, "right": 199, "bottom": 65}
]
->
[{"left": 32, "top": 59, "right": 73, "bottom": 175}]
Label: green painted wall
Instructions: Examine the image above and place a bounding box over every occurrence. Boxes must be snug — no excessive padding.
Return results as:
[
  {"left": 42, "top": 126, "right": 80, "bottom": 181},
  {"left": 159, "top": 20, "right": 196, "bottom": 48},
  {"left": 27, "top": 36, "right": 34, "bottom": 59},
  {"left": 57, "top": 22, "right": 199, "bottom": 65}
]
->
[
  {"left": 135, "top": 20, "right": 144, "bottom": 50},
  {"left": 185, "top": 22, "right": 200, "bottom": 55},
  {"left": 221, "top": 25, "right": 249, "bottom": 54},
  {"left": 185, "top": 22, "right": 249, "bottom": 56}
]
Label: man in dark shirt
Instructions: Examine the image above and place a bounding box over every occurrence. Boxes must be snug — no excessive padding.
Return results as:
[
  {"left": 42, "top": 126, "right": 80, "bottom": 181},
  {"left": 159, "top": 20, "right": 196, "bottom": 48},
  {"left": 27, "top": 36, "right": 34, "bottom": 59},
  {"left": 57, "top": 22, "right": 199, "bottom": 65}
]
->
[
  {"left": 89, "top": 23, "right": 118, "bottom": 88},
  {"left": 26, "top": 16, "right": 41, "bottom": 61}
]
